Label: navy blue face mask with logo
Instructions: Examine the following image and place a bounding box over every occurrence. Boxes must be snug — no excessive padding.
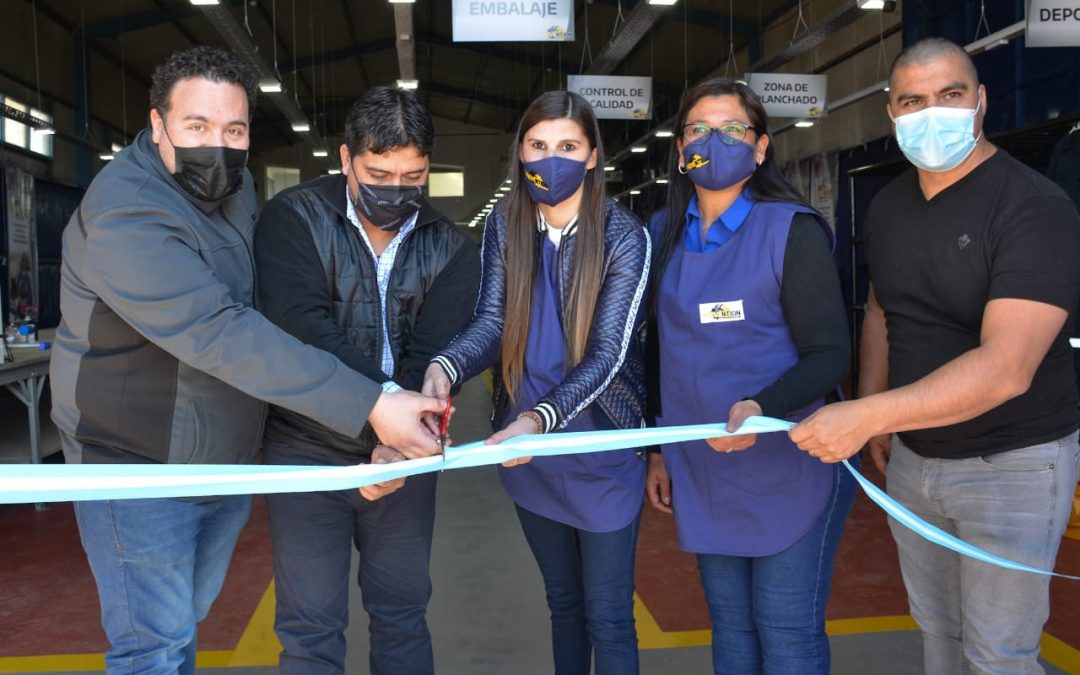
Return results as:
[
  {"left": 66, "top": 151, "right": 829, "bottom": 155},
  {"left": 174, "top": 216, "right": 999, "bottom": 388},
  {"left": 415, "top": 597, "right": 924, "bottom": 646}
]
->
[
  {"left": 522, "top": 156, "right": 589, "bottom": 206},
  {"left": 681, "top": 130, "right": 757, "bottom": 192}
]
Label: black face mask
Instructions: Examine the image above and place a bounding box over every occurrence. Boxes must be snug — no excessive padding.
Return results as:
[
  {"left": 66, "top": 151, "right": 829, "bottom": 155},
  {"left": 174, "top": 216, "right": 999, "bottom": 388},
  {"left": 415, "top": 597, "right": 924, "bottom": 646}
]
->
[
  {"left": 161, "top": 121, "right": 247, "bottom": 204},
  {"left": 172, "top": 145, "right": 247, "bottom": 204},
  {"left": 351, "top": 181, "right": 425, "bottom": 232}
]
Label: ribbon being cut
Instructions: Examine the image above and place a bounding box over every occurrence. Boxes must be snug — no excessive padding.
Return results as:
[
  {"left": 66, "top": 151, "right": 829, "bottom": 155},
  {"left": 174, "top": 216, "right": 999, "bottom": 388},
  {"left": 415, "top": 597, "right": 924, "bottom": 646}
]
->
[{"left": 1, "top": 416, "right": 1076, "bottom": 580}]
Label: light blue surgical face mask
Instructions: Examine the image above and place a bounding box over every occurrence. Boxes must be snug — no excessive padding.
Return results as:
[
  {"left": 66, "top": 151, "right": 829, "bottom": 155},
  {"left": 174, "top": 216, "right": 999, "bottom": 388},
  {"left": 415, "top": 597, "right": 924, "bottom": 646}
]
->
[{"left": 891, "top": 100, "right": 982, "bottom": 172}]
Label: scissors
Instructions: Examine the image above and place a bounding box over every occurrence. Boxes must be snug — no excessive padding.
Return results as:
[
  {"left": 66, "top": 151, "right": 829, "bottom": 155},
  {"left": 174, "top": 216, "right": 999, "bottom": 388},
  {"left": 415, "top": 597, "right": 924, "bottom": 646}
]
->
[{"left": 438, "top": 394, "right": 453, "bottom": 457}]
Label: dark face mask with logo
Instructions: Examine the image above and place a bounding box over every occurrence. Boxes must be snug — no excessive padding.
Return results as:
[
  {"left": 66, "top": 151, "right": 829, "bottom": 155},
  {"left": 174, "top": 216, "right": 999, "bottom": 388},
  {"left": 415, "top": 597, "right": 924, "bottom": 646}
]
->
[
  {"left": 521, "top": 156, "right": 589, "bottom": 206},
  {"left": 160, "top": 119, "right": 247, "bottom": 204},
  {"left": 680, "top": 129, "right": 758, "bottom": 192}
]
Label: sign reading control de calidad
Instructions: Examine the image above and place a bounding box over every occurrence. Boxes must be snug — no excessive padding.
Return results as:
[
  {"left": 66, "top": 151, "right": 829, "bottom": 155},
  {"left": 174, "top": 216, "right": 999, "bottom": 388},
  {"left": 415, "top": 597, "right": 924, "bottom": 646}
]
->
[
  {"left": 745, "top": 73, "right": 828, "bottom": 119},
  {"left": 452, "top": 0, "right": 574, "bottom": 42},
  {"left": 567, "top": 75, "right": 652, "bottom": 120},
  {"left": 1026, "top": 0, "right": 1080, "bottom": 47}
]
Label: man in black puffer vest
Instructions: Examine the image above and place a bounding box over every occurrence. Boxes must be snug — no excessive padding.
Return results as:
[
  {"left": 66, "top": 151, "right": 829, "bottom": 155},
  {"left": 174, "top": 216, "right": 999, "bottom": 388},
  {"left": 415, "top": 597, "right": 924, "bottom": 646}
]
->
[{"left": 254, "top": 87, "right": 481, "bottom": 675}]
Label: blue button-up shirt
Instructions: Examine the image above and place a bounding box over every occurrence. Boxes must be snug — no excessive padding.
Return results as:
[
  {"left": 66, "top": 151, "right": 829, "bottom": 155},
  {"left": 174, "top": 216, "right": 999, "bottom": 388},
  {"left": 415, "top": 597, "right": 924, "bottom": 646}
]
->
[{"left": 684, "top": 190, "right": 754, "bottom": 252}]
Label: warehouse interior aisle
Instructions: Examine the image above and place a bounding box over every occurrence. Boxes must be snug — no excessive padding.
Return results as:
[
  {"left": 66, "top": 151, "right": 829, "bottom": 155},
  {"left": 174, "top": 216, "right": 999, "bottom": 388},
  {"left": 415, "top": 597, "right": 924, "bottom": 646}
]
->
[{"left": 0, "top": 377, "right": 1077, "bottom": 674}]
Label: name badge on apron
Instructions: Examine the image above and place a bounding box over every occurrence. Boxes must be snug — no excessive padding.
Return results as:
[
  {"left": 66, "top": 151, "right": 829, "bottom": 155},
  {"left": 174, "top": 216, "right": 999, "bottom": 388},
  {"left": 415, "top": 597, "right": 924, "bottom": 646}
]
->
[{"left": 698, "top": 300, "right": 745, "bottom": 324}]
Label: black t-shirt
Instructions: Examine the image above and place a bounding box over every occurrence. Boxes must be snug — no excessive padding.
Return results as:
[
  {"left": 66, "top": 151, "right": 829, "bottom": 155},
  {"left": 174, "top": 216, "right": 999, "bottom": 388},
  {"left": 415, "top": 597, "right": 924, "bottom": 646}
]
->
[{"left": 866, "top": 150, "right": 1080, "bottom": 458}]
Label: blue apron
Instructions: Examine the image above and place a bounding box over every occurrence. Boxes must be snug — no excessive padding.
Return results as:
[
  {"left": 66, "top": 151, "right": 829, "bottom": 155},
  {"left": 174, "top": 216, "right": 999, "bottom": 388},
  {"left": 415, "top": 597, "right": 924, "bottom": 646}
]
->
[
  {"left": 500, "top": 237, "right": 645, "bottom": 533},
  {"left": 656, "top": 200, "right": 833, "bottom": 556}
]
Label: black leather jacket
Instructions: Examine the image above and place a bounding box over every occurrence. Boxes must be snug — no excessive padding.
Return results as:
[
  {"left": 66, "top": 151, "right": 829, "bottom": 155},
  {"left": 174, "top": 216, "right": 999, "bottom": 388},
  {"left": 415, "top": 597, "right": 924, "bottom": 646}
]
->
[{"left": 433, "top": 198, "right": 650, "bottom": 433}]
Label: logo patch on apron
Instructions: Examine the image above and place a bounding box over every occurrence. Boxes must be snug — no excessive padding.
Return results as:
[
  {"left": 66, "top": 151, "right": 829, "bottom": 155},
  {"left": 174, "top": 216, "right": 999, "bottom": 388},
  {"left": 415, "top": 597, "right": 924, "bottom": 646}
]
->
[{"left": 699, "top": 300, "right": 745, "bottom": 323}]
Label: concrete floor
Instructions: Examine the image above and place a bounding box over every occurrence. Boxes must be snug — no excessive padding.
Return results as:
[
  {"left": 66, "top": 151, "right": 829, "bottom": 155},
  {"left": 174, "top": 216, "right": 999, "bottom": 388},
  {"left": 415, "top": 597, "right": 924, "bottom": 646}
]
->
[{"left": 0, "top": 379, "right": 1072, "bottom": 674}]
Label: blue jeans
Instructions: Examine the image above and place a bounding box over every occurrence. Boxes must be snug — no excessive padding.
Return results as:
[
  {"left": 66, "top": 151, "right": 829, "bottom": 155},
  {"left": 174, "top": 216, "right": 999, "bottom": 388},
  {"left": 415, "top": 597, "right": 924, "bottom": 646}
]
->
[
  {"left": 265, "top": 442, "right": 437, "bottom": 675},
  {"left": 74, "top": 495, "right": 252, "bottom": 675},
  {"left": 515, "top": 505, "right": 640, "bottom": 675},
  {"left": 886, "top": 433, "right": 1080, "bottom": 675},
  {"left": 696, "top": 462, "right": 855, "bottom": 675}
]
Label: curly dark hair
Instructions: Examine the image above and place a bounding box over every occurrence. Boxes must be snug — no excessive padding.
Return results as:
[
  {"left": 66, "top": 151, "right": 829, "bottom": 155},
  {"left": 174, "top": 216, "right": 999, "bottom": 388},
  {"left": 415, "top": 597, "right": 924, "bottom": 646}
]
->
[
  {"left": 150, "top": 46, "right": 258, "bottom": 117},
  {"left": 343, "top": 86, "right": 435, "bottom": 158}
]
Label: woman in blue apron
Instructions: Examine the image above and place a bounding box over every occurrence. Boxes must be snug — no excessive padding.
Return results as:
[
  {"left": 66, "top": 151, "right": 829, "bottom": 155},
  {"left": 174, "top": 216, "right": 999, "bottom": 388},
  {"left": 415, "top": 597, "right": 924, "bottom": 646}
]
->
[
  {"left": 424, "top": 91, "right": 650, "bottom": 675},
  {"left": 646, "top": 78, "right": 855, "bottom": 674}
]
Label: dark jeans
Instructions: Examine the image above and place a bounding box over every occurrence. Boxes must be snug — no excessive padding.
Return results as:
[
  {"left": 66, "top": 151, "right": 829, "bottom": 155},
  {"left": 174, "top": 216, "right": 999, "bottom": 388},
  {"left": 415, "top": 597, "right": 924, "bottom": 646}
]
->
[
  {"left": 265, "top": 443, "right": 438, "bottom": 675},
  {"left": 696, "top": 463, "right": 855, "bottom": 675},
  {"left": 515, "top": 505, "right": 641, "bottom": 675}
]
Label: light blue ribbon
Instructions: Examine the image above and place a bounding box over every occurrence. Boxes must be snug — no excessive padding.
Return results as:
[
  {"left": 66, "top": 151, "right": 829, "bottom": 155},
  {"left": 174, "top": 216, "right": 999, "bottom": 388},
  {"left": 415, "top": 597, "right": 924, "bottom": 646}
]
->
[{"left": 1, "top": 416, "right": 1075, "bottom": 580}]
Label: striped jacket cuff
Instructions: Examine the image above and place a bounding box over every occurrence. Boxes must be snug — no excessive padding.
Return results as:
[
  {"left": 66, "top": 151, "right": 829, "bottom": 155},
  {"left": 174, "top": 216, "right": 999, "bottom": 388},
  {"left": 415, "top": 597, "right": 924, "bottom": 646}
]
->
[
  {"left": 532, "top": 402, "right": 559, "bottom": 434},
  {"left": 431, "top": 355, "right": 460, "bottom": 385}
]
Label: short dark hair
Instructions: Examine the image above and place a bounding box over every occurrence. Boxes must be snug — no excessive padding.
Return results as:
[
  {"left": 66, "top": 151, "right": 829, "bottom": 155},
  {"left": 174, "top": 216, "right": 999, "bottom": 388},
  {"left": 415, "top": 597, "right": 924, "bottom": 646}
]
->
[
  {"left": 150, "top": 46, "right": 258, "bottom": 117},
  {"left": 888, "top": 37, "right": 980, "bottom": 90},
  {"left": 343, "top": 87, "right": 435, "bottom": 158}
]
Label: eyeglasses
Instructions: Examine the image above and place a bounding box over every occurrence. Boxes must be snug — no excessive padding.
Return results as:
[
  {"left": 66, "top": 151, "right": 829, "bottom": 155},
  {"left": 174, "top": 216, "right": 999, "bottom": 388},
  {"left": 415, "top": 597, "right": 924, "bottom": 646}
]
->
[{"left": 681, "top": 122, "right": 758, "bottom": 144}]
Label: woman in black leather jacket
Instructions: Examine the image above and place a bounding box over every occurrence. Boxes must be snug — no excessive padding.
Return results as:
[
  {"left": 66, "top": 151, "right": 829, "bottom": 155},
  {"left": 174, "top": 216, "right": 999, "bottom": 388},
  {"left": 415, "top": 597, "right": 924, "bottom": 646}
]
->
[{"left": 423, "top": 90, "right": 650, "bottom": 675}]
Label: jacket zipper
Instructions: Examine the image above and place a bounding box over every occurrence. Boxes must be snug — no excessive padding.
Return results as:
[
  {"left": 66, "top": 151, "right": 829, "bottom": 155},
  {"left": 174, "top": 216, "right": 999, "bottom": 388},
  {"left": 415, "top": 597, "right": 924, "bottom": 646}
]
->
[{"left": 350, "top": 225, "right": 420, "bottom": 381}]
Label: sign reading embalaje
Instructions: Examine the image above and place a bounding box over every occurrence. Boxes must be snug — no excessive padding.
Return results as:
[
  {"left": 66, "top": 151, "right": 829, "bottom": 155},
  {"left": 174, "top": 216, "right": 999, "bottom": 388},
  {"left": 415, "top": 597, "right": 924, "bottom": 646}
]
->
[
  {"left": 1026, "top": 0, "right": 1080, "bottom": 47},
  {"left": 452, "top": 0, "right": 574, "bottom": 42},
  {"left": 745, "top": 73, "right": 828, "bottom": 119},
  {"left": 567, "top": 75, "right": 652, "bottom": 120}
]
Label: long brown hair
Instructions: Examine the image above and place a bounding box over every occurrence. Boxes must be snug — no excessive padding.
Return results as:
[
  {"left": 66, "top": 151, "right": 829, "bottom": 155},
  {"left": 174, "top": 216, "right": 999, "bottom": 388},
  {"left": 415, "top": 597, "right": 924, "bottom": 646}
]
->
[{"left": 501, "top": 91, "right": 607, "bottom": 403}]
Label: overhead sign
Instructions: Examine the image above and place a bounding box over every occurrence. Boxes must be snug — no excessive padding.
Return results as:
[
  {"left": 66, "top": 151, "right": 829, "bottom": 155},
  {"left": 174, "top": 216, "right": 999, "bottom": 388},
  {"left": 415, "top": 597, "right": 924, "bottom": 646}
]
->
[
  {"left": 1025, "top": 0, "right": 1080, "bottom": 47},
  {"left": 452, "top": 0, "right": 574, "bottom": 42},
  {"left": 567, "top": 75, "right": 652, "bottom": 120},
  {"left": 745, "top": 73, "right": 828, "bottom": 119}
]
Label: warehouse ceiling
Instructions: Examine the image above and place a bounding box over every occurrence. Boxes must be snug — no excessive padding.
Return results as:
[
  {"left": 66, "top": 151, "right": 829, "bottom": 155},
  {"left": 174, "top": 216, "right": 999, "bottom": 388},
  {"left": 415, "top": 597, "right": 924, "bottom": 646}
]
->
[{"left": 22, "top": 0, "right": 804, "bottom": 151}]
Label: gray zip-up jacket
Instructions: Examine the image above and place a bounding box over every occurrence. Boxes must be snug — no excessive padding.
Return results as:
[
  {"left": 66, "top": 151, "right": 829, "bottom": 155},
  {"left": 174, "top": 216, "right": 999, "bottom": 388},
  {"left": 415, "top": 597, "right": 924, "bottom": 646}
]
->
[{"left": 50, "top": 129, "right": 383, "bottom": 465}]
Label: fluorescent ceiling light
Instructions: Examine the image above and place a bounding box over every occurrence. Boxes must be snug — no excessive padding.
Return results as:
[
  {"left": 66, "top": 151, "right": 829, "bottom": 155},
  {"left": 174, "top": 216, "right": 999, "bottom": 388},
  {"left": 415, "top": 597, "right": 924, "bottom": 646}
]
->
[
  {"left": 488, "top": 198, "right": 498, "bottom": 203},
  {"left": 32, "top": 127, "right": 55, "bottom": 135},
  {"left": 647, "top": 0, "right": 678, "bottom": 5},
  {"left": 857, "top": 0, "right": 885, "bottom": 8},
  {"left": 653, "top": 130, "right": 673, "bottom": 138},
  {"left": 397, "top": 79, "right": 419, "bottom": 90},
  {"left": 504, "top": 178, "right": 512, "bottom": 184},
  {"left": 189, "top": 0, "right": 219, "bottom": 5},
  {"left": 630, "top": 145, "right": 647, "bottom": 153},
  {"left": 794, "top": 120, "right": 815, "bottom": 128},
  {"left": 389, "top": 0, "right": 416, "bottom": 3},
  {"left": 656, "top": 178, "right": 669, "bottom": 184},
  {"left": 99, "top": 153, "right": 115, "bottom": 161},
  {"left": 259, "top": 80, "right": 283, "bottom": 93},
  {"left": 291, "top": 123, "right": 310, "bottom": 132},
  {"left": 327, "top": 169, "right": 341, "bottom": 175},
  {"left": 111, "top": 142, "right": 123, "bottom": 152},
  {"left": 312, "top": 149, "right": 328, "bottom": 157},
  {"left": 629, "top": 189, "right": 642, "bottom": 195},
  {"left": 604, "top": 166, "right": 616, "bottom": 172}
]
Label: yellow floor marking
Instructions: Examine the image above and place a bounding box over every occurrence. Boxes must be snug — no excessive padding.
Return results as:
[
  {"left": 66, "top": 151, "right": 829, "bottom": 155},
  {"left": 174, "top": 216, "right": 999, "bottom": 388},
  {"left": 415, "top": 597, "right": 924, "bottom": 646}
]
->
[
  {"left": 226, "top": 579, "right": 282, "bottom": 666},
  {"left": 635, "top": 594, "right": 1080, "bottom": 672},
  {"left": 0, "top": 654, "right": 105, "bottom": 673},
  {"left": 826, "top": 615, "right": 918, "bottom": 635},
  {"left": 634, "top": 592, "right": 711, "bottom": 649},
  {"left": 3, "top": 582, "right": 1079, "bottom": 672},
  {"left": 1041, "top": 632, "right": 1080, "bottom": 673}
]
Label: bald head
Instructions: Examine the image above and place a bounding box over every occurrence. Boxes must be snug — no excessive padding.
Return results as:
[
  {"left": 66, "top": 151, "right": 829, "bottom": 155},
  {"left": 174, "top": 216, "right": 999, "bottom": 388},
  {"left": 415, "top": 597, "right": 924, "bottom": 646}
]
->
[{"left": 889, "top": 37, "right": 979, "bottom": 92}]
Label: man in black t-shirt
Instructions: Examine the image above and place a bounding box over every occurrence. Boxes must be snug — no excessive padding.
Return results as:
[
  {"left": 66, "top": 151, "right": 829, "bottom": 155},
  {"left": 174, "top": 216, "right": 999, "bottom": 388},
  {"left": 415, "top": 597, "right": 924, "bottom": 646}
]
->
[{"left": 790, "top": 37, "right": 1080, "bottom": 674}]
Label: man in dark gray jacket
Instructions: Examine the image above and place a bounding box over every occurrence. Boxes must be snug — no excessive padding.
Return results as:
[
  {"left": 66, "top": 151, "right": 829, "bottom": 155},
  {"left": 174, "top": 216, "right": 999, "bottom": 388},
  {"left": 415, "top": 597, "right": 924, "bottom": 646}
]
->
[
  {"left": 254, "top": 87, "right": 481, "bottom": 675},
  {"left": 50, "top": 47, "right": 444, "bottom": 674}
]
